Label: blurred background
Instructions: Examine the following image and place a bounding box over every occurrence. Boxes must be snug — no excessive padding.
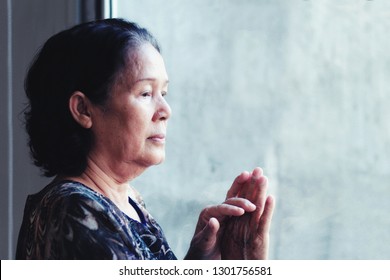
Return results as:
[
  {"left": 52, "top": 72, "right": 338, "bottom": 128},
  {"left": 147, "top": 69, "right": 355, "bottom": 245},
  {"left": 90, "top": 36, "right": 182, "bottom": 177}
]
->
[{"left": 1, "top": 0, "right": 389, "bottom": 259}]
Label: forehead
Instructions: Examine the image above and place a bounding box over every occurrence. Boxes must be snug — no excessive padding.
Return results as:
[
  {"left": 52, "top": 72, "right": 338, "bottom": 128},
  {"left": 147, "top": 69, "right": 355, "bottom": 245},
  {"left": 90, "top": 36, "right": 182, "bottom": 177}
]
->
[{"left": 124, "top": 43, "right": 168, "bottom": 84}]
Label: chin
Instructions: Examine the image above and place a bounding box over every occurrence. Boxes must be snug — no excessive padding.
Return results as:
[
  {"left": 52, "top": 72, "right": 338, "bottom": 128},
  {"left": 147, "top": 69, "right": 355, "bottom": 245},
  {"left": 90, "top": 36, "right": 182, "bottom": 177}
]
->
[
  {"left": 139, "top": 148, "right": 166, "bottom": 167},
  {"left": 148, "top": 152, "right": 166, "bottom": 166},
  {"left": 154, "top": 155, "right": 166, "bottom": 165}
]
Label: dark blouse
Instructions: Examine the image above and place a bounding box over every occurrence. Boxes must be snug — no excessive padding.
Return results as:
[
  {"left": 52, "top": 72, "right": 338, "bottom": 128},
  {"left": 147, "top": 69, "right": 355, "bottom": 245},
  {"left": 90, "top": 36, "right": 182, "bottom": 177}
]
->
[{"left": 16, "top": 181, "right": 177, "bottom": 260}]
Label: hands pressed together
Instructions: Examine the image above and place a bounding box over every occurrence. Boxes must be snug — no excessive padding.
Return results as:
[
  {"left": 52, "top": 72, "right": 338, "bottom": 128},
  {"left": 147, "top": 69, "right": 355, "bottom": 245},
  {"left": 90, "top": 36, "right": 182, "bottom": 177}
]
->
[{"left": 185, "top": 167, "right": 275, "bottom": 260}]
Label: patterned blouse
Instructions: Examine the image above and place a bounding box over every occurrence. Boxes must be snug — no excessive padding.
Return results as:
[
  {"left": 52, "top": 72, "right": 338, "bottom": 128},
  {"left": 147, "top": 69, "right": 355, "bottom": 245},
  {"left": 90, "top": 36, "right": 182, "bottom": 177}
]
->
[{"left": 16, "top": 180, "right": 177, "bottom": 260}]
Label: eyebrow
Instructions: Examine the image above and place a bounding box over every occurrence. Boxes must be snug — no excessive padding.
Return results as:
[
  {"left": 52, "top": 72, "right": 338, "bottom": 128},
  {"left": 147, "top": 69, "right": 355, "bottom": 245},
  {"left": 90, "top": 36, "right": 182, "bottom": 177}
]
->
[{"left": 134, "top": 78, "right": 169, "bottom": 85}]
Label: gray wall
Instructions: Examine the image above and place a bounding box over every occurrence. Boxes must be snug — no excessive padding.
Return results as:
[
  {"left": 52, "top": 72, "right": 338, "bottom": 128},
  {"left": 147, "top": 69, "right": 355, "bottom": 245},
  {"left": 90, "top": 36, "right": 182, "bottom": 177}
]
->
[
  {"left": 0, "top": 0, "right": 10, "bottom": 259},
  {"left": 118, "top": 0, "right": 390, "bottom": 259}
]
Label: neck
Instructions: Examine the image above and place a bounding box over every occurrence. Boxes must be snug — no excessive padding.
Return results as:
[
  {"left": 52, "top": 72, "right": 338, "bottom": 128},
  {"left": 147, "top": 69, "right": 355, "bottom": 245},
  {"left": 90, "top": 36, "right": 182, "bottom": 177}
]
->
[
  {"left": 60, "top": 156, "right": 144, "bottom": 222},
  {"left": 75, "top": 157, "right": 129, "bottom": 197}
]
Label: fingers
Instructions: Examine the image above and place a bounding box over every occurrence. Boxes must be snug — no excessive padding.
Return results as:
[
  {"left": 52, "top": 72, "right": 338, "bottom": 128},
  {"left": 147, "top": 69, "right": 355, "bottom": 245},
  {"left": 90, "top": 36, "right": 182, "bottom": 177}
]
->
[
  {"left": 257, "top": 195, "right": 275, "bottom": 236},
  {"left": 252, "top": 173, "right": 268, "bottom": 209},
  {"left": 250, "top": 175, "right": 269, "bottom": 228},
  {"left": 224, "top": 197, "right": 256, "bottom": 213},
  {"left": 226, "top": 171, "right": 251, "bottom": 199},
  {"left": 186, "top": 218, "right": 220, "bottom": 259},
  {"left": 240, "top": 167, "right": 264, "bottom": 200},
  {"left": 226, "top": 167, "right": 270, "bottom": 222},
  {"left": 203, "top": 198, "right": 256, "bottom": 221},
  {"left": 200, "top": 218, "right": 220, "bottom": 248}
]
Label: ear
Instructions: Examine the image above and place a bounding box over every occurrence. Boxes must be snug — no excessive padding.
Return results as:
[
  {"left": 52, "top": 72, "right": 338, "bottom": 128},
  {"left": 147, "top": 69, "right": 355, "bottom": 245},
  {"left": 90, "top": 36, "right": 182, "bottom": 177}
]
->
[{"left": 69, "top": 91, "right": 93, "bottom": 129}]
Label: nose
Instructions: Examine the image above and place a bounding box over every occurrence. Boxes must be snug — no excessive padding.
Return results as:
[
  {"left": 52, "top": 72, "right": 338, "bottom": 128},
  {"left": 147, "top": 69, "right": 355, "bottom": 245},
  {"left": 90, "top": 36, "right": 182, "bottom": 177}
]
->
[{"left": 152, "top": 95, "right": 171, "bottom": 122}]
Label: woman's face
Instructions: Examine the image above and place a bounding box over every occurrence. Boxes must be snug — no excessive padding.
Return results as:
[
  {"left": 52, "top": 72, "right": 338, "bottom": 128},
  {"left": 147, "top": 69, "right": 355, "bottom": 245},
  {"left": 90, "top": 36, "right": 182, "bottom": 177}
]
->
[{"left": 89, "top": 43, "right": 171, "bottom": 180}]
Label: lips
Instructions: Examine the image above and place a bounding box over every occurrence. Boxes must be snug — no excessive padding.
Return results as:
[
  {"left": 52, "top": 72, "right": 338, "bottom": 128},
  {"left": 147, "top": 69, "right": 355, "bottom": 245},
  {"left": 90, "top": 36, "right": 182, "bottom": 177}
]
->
[{"left": 147, "top": 134, "right": 166, "bottom": 143}]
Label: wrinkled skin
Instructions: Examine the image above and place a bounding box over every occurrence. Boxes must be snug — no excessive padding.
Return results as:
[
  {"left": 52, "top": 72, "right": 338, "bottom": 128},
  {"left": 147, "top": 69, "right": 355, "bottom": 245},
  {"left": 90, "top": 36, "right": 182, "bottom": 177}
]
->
[{"left": 185, "top": 167, "right": 275, "bottom": 260}]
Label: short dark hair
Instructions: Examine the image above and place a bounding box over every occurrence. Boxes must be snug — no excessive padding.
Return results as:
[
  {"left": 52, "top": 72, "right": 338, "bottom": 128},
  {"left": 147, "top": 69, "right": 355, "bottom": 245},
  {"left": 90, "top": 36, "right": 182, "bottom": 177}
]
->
[{"left": 24, "top": 18, "right": 160, "bottom": 177}]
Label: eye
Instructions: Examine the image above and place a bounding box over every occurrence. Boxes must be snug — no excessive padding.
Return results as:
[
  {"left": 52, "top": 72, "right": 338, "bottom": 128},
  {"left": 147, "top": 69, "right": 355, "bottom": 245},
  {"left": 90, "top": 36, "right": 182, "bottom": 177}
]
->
[
  {"left": 161, "top": 91, "right": 168, "bottom": 97},
  {"left": 141, "top": 92, "right": 152, "bottom": 98}
]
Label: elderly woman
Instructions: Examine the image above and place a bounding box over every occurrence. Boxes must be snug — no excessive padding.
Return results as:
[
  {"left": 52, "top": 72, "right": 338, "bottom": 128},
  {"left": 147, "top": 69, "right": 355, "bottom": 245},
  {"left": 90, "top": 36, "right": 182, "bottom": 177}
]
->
[{"left": 16, "top": 18, "right": 275, "bottom": 260}]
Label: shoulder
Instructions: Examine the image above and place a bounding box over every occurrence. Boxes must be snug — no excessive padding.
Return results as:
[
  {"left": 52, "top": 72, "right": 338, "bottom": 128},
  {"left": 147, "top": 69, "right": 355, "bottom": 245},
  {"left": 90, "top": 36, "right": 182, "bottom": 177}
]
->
[
  {"left": 28, "top": 180, "right": 116, "bottom": 226},
  {"left": 37, "top": 181, "right": 103, "bottom": 208},
  {"left": 18, "top": 180, "right": 154, "bottom": 259}
]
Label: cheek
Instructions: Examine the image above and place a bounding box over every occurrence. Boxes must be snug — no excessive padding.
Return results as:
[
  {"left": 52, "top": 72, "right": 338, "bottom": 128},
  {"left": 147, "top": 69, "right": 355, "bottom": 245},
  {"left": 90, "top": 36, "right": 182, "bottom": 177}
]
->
[
  {"left": 108, "top": 98, "right": 153, "bottom": 138},
  {"left": 119, "top": 108, "right": 150, "bottom": 138}
]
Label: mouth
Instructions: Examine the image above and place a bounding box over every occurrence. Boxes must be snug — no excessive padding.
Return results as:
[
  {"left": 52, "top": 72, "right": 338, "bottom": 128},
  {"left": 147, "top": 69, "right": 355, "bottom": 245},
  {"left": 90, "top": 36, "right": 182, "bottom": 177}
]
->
[{"left": 147, "top": 134, "right": 166, "bottom": 144}]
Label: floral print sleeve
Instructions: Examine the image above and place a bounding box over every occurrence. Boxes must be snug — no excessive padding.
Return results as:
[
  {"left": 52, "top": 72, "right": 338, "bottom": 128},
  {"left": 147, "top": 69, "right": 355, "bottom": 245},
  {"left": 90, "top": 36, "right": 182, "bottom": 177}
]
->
[{"left": 16, "top": 181, "right": 177, "bottom": 260}]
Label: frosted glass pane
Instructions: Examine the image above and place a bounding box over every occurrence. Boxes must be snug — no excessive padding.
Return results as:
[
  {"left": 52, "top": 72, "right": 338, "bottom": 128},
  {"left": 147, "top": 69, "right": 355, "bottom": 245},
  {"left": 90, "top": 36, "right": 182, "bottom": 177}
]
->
[{"left": 116, "top": 0, "right": 390, "bottom": 259}]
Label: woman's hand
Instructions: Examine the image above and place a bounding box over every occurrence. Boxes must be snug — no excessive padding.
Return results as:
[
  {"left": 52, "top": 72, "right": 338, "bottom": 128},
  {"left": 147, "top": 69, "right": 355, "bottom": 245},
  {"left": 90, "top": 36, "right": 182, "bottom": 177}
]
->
[
  {"left": 185, "top": 168, "right": 274, "bottom": 260},
  {"left": 221, "top": 167, "right": 275, "bottom": 259}
]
